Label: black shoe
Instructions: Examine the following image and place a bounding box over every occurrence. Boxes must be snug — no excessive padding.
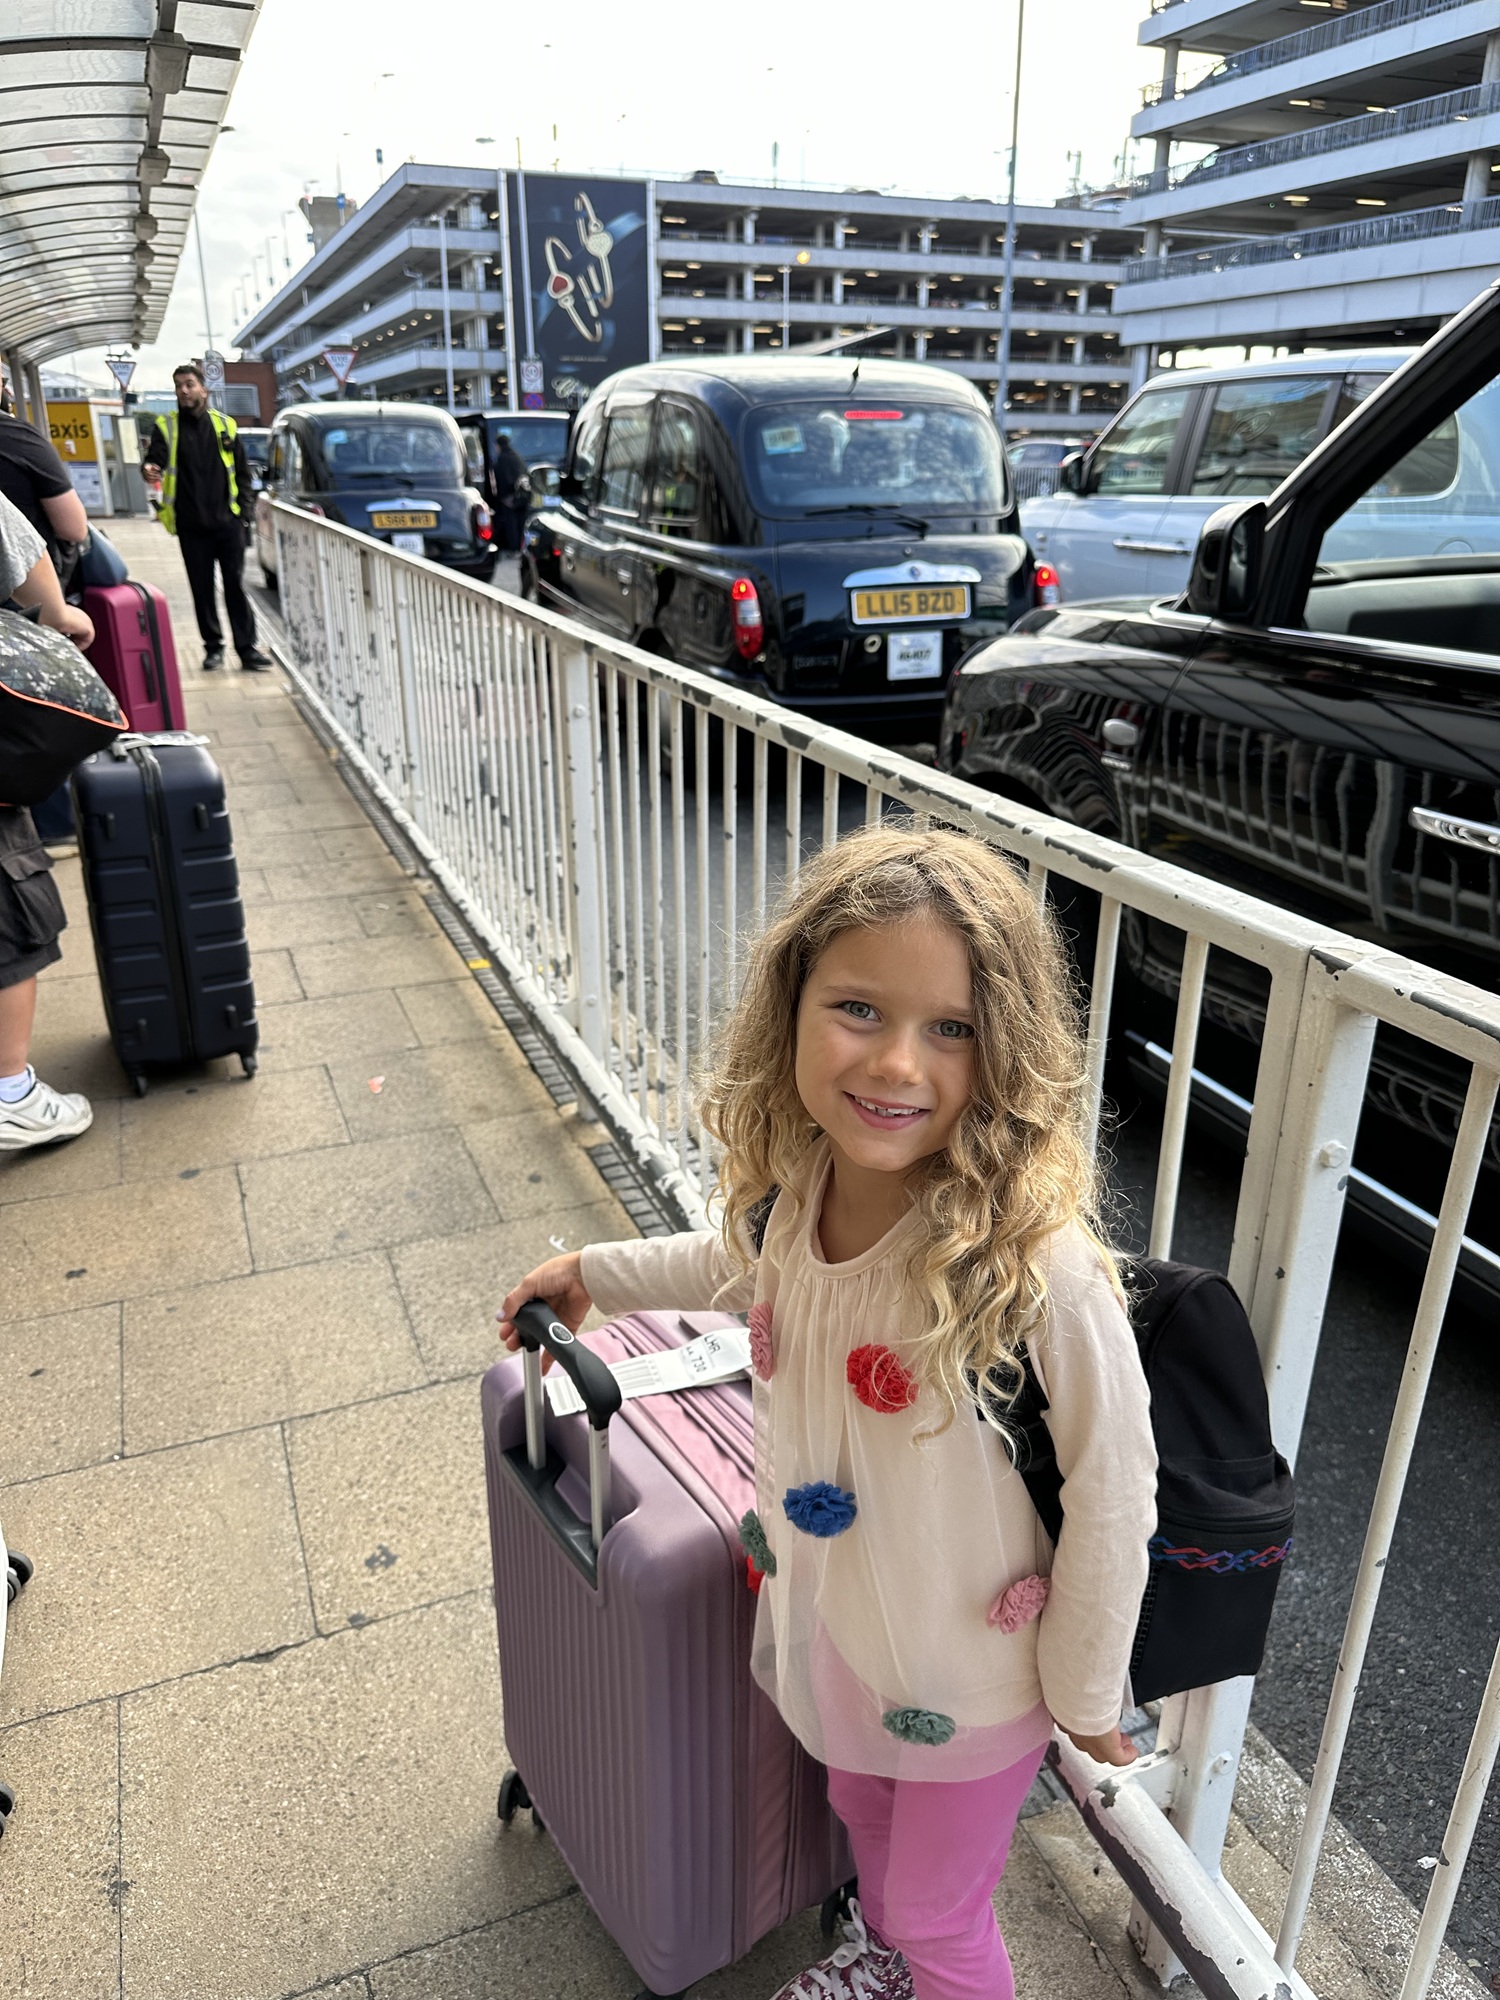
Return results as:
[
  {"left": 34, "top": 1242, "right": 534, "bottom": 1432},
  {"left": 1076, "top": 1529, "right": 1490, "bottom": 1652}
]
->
[
  {"left": 239, "top": 649, "right": 273, "bottom": 673},
  {"left": 202, "top": 648, "right": 225, "bottom": 672}
]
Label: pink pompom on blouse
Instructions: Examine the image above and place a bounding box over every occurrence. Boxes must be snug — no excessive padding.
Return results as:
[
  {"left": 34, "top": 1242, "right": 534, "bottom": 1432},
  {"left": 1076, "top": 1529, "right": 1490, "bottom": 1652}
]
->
[
  {"left": 988, "top": 1573, "right": 1050, "bottom": 1633},
  {"left": 747, "top": 1300, "right": 775, "bottom": 1381}
]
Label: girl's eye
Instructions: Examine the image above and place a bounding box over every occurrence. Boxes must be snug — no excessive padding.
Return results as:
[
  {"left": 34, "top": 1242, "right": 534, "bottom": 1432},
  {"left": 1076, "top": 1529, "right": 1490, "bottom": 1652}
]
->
[
  {"left": 935, "top": 1019, "right": 974, "bottom": 1041},
  {"left": 839, "top": 1000, "right": 877, "bottom": 1021}
]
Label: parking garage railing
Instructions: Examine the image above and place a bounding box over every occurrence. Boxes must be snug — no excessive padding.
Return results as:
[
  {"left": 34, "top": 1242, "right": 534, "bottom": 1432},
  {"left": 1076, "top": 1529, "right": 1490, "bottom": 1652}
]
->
[
  {"left": 1141, "top": 0, "right": 1476, "bottom": 106},
  {"left": 268, "top": 499, "right": 1500, "bottom": 2000},
  {"left": 1130, "top": 77, "right": 1500, "bottom": 198},
  {"left": 1123, "top": 193, "right": 1500, "bottom": 286}
]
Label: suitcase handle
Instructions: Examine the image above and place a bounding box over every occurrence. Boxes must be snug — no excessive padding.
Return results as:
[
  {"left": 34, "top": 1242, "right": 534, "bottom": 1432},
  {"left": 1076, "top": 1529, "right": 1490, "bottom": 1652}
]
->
[{"left": 513, "top": 1300, "right": 623, "bottom": 1549}]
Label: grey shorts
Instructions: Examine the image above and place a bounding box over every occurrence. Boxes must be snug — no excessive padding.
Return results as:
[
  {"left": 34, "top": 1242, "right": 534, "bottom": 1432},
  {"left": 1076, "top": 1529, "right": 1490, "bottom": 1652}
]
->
[{"left": 0, "top": 806, "right": 66, "bottom": 989}]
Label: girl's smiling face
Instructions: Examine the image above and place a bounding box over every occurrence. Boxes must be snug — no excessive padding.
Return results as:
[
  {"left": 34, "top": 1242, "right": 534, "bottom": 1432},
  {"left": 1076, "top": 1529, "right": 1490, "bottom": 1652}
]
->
[{"left": 795, "top": 916, "right": 976, "bottom": 1183}]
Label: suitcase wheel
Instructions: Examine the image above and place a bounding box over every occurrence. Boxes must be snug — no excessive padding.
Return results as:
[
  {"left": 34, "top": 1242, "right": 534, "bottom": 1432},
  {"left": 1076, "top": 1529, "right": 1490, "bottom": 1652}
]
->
[
  {"left": 5, "top": 1551, "right": 33, "bottom": 1604},
  {"left": 131, "top": 1072, "right": 149, "bottom": 1098},
  {"left": 241, "top": 1053, "right": 258, "bottom": 1080},
  {"left": 496, "top": 1768, "right": 543, "bottom": 1831},
  {"left": 0, "top": 1780, "right": 14, "bottom": 1836}
]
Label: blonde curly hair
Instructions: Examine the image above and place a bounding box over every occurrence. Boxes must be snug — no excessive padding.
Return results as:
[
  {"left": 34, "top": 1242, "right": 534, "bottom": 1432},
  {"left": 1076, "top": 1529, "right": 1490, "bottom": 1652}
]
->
[{"left": 700, "top": 820, "right": 1113, "bottom": 1430}]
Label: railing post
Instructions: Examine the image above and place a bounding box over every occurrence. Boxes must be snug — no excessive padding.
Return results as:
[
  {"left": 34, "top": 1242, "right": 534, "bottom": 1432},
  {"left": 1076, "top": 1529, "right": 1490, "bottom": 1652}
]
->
[
  {"left": 392, "top": 563, "right": 424, "bottom": 821},
  {"left": 1131, "top": 953, "right": 1378, "bottom": 1985},
  {"left": 560, "top": 639, "right": 607, "bottom": 1067}
]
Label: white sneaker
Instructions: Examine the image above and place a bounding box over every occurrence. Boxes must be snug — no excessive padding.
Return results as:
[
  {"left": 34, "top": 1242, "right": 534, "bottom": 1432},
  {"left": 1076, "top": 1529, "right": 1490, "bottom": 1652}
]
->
[
  {"left": 767, "top": 1902, "right": 914, "bottom": 2000},
  {"left": 0, "top": 1075, "right": 94, "bottom": 1151}
]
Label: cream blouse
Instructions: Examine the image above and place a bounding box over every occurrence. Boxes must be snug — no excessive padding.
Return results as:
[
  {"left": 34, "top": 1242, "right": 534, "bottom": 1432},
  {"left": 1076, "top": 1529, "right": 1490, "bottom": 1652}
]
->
[{"left": 581, "top": 1142, "right": 1157, "bottom": 1781}]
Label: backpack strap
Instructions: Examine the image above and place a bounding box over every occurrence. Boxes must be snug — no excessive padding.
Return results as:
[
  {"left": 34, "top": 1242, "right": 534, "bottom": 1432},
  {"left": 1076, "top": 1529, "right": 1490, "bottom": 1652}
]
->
[{"left": 746, "top": 1186, "right": 779, "bottom": 1256}]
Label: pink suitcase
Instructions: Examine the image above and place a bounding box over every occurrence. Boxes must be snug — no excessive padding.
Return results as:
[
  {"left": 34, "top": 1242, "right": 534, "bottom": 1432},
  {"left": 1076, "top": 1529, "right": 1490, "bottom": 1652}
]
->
[
  {"left": 483, "top": 1305, "right": 853, "bottom": 1998},
  {"left": 82, "top": 582, "right": 186, "bottom": 733}
]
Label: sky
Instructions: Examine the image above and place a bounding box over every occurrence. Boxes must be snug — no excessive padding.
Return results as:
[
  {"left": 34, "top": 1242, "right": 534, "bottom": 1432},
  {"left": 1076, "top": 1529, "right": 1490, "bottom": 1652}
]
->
[{"left": 70, "top": 0, "right": 1161, "bottom": 393}]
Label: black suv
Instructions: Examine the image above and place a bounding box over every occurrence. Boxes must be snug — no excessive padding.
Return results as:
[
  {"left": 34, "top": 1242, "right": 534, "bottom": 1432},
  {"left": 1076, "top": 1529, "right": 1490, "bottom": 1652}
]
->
[
  {"left": 254, "top": 403, "right": 494, "bottom": 584},
  {"left": 521, "top": 357, "right": 1037, "bottom": 735},
  {"left": 938, "top": 280, "right": 1500, "bottom": 1293}
]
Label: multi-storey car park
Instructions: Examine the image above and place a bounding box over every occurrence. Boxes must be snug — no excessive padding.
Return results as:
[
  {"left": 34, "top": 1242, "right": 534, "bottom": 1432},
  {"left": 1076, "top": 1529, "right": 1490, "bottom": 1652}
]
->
[
  {"left": 231, "top": 162, "right": 1142, "bottom": 438},
  {"left": 1117, "top": 0, "right": 1500, "bottom": 369}
]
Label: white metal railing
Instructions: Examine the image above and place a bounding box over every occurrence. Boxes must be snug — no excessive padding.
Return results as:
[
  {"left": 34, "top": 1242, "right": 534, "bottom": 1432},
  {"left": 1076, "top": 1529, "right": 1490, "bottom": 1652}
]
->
[{"left": 269, "top": 501, "right": 1500, "bottom": 2000}]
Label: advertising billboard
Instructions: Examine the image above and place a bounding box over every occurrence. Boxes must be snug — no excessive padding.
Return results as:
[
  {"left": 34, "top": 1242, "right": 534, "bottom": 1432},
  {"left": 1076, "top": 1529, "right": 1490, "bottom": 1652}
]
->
[{"left": 506, "top": 171, "right": 651, "bottom": 409}]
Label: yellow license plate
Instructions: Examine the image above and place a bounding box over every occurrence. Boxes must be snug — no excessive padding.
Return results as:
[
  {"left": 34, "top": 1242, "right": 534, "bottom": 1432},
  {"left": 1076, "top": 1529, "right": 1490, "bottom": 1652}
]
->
[
  {"left": 851, "top": 585, "right": 970, "bottom": 624},
  {"left": 372, "top": 510, "right": 438, "bottom": 530}
]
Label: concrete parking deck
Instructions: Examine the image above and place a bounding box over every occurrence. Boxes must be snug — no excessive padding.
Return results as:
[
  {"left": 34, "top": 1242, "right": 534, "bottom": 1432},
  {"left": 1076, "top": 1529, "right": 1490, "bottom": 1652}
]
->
[{"left": 0, "top": 521, "right": 1475, "bottom": 2000}]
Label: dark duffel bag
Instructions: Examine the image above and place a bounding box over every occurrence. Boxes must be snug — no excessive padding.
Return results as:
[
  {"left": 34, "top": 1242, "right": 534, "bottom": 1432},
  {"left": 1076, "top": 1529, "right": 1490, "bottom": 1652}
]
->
[{"left": 0, "top": 608, "right": 126, "bottom": 806}]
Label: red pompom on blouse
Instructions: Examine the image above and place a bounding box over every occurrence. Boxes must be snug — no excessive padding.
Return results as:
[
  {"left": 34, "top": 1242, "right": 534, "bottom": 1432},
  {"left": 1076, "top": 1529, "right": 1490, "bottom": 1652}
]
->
[{"left": 846, "top": 1343, "right": 919, "bottom": 1413}]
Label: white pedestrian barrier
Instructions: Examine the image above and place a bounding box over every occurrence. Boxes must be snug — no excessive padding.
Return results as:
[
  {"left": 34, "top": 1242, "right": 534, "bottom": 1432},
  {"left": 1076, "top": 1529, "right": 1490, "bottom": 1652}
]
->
[{"left": 269, "top": 502, "right": 1500, "bottom": 2000}]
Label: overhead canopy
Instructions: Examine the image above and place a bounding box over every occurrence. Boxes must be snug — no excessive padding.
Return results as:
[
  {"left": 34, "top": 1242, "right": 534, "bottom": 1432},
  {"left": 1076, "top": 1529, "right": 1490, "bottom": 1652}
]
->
[{"left": 0, "top": 0, "right": 264, "bottom": 366}]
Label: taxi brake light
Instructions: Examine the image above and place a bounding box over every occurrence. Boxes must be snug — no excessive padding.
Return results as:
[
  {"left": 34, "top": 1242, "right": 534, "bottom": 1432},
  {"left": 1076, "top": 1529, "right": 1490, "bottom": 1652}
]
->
[
  {"left": 730, "top": 576, "right": 764, "bottom": 661},
  {"left": 844, "top": 409, "right": 903, "bottom": 420},
  {"left": 1032, "top": 561, "right": 1061, "bottom": 607},
  {"left": 473, "top": 502, "right": 493, "bottom": 544}
]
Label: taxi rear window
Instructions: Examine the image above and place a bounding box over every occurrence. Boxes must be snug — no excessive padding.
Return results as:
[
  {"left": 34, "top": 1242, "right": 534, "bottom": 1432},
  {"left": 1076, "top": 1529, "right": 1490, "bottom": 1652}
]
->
[{"left": 743, "top": 401, "right": 1007, "bottom": 518}]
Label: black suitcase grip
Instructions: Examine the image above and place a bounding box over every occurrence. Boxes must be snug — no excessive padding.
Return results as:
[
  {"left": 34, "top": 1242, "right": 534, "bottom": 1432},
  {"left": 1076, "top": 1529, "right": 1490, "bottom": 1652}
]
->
[{"left": 512, "top": 1301, "right": 623, "bottom": 1432}]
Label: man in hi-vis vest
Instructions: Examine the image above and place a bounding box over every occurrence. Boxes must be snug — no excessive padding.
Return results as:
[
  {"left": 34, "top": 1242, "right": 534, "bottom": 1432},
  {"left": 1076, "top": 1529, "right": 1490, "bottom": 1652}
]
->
[{"left": 142, "top": 364, "right": 271, "bottom": 672}]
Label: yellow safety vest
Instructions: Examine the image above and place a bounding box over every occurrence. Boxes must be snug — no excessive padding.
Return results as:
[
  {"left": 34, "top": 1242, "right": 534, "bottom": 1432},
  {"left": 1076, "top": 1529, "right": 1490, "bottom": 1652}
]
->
[{"left": 154, "top": 408, "right": 240, "bottom": 535}]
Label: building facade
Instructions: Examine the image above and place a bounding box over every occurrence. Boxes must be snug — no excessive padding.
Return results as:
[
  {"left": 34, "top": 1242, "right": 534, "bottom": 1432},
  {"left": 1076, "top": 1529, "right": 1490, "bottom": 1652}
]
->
[
  {"left": 1117, "top": 0, "right": 1500, "bottom": 372},
  {"left": 232, "top": 163, "right": 1142, "bottom": 436}
]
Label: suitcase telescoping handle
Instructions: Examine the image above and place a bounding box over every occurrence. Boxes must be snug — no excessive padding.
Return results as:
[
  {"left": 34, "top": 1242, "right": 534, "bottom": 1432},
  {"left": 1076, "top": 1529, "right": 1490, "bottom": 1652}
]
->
[{"left": 512, "top": 1301, "right": 623, "bottom": 1550}]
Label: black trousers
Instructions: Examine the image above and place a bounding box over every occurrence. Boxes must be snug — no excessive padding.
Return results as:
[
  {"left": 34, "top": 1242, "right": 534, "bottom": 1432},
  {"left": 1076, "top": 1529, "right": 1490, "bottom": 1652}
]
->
[{"left": 178, "top": 523, "right": 257, "bottom": 657}]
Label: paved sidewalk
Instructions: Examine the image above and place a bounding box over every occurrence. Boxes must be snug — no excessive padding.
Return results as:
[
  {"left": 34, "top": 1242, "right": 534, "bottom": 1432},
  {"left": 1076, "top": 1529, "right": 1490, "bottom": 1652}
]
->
[{"left": 0, "top": 520, "right": 1478, "bottom": 2000}]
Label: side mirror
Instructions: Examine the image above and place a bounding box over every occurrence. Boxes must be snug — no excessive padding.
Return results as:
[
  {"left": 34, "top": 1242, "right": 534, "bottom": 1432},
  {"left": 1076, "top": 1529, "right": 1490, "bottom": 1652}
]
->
[
  {"left": 1059, "top": 449, "right": 1088, "bottom": 496},
  {"left": 530, "top": 462, "right": 563, "bottom": 504},
  {"left": 1185, "top": 499, "right": 1266, "bottom": 620}
]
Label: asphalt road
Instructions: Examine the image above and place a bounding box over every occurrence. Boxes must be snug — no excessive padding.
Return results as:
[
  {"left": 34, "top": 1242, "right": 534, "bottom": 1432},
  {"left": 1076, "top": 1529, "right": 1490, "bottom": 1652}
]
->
[{"left": 251, "top": 553, "right": 1500, "bottom": 1985}]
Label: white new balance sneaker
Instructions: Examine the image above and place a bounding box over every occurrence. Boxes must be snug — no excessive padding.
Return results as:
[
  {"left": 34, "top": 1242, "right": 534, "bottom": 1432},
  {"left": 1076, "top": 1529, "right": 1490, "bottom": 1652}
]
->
[
  {"left": 0, "top": 1074, "right": 94, "bottom": 1151},
  {"left": 766, "top": 1902, "right": 914, "bottom": 2000}
]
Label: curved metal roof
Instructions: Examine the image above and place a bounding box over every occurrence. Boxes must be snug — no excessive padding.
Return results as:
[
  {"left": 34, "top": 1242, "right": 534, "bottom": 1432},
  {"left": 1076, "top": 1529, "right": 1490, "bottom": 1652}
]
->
[{"left": 0, "top": 1, "right": 264, "bottom": 364}]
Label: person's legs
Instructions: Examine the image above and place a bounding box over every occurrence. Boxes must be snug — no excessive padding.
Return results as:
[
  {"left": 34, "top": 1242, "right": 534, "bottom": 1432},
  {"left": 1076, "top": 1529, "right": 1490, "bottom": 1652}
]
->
[
  {"left": 215, "top": 524, "right": 260, "bottom": 660},
  {"left": 875, "top": 1744, "right": 1048, "bottom": 2000},
  {"left": 0, "top": 973, "right": 38, "bottom": 1076},
  {"left": 0, "top": 807, "right": 92, "bottom": 1149},
  {"left": 826, "top": 1766, "right": 898, "bottom": 1943},
  {"left": 177, "top": 531, "right": 223, "bottom": 651}
]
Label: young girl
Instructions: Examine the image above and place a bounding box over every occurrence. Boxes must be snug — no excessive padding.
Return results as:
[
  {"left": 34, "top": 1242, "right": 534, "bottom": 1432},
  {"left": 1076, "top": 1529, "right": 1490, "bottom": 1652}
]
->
[{"left": 498, "top": 823, "right": 1157, "bottom": 2000}]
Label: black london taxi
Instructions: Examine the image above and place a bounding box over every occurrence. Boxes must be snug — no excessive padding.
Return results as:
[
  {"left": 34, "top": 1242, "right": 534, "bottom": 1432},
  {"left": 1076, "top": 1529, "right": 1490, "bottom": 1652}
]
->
[
  {"left": 521, "top": 357, "right": 1040, "bottom": 736},
  {"left": 937, "top": 279, "right": 1500, "bottom": 1295},
  {"left": 255, "top": 402, "right": 494, "bottom": 584}
]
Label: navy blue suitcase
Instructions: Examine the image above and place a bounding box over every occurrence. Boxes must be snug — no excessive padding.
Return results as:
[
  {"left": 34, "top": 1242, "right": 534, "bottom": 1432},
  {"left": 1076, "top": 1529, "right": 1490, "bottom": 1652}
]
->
[{"left": 71, "top": 734, "right": 258, "bottom": 1095}]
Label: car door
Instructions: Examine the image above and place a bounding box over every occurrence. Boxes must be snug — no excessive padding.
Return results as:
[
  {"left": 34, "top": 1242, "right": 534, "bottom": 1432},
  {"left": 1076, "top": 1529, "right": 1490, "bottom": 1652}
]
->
[
  {"left": 1040, "top": 383, "right": 1199, "bottom": 601},
  {"left": 574, "top": 394, "right": 655, "bottom": 638},
  {"left": 540, "top": 399, "right": 603, "bottom": 615},
  {"left": 1161, "top": 373, "right": 1341, "bottom": 606},
  {"left": 636, "top": 398, "right": 736, "bottom": 670}
]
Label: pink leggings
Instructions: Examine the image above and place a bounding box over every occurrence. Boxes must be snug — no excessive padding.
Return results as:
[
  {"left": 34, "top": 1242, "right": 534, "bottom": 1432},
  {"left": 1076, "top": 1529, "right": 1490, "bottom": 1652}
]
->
[{"left": 826, "top": 1744, "right": 1048, "bottom": 2000}]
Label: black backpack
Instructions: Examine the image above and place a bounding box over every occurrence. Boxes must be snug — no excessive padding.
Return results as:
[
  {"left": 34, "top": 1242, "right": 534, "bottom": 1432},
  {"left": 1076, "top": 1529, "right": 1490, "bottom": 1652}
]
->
[{"left": 1007, "top": 1258, "right": 1295, "bottom": 1704}]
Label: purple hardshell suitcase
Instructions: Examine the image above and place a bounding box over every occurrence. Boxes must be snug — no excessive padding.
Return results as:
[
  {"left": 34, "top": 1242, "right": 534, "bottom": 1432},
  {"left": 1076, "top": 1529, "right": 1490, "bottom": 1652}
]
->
[
  {"left": 82, "top": 582, "right": 186, "bottom": 734},
  {"left": 482, "top": 1306, "right": 853, "bottom": 1998}
]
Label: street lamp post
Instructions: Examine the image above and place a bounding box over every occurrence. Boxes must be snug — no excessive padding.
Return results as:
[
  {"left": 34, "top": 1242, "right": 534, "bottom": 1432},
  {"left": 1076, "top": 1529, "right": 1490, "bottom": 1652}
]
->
[
  {"left": 436, "top": 209, "right": 456, "bottom": 412},
  {"left": 781, "top": 265, "right": 790, "bottom": 350},
  {"left": 994, "top": 0, "right": 1026, "bottom": 431}
]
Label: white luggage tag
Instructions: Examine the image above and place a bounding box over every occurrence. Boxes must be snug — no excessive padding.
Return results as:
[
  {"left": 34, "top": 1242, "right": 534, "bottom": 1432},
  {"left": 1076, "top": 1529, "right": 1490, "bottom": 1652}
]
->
[{"left": 544, "top": 1321, "right": 753, "bottom": 1418}]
